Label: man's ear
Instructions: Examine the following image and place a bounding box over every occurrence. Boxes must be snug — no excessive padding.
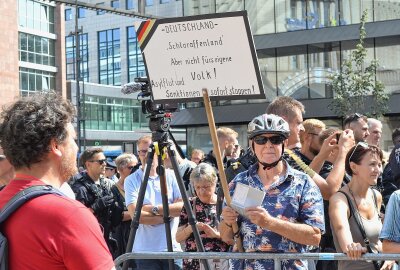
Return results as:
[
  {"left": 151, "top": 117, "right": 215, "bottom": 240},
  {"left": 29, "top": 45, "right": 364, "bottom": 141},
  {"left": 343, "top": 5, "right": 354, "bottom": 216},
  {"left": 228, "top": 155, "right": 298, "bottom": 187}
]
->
[{"left": 50, "top": 138, "right": 62, "bottom": 158}]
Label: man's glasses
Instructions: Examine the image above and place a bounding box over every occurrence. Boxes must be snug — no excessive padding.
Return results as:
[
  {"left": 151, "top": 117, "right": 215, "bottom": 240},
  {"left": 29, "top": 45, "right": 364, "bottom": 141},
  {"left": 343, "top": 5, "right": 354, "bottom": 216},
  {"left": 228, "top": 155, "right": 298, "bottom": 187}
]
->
[
  {"left": 127, "top": 166, "right": 135, "bottom": 170},
  {"left": 89, "top": 159, "right": 107, "bottom": 165},
  {"left": 138, "top": 150, "right": 148, "bottom": 154},
  {"left": 253, "top": 135, "right": 285, "bottom": 145},
  {"left": 349, "top": 142, "right": 369, "bottom": 162},
  {"left": 105, "top": 167, "right": 115, "bottom": 171}
]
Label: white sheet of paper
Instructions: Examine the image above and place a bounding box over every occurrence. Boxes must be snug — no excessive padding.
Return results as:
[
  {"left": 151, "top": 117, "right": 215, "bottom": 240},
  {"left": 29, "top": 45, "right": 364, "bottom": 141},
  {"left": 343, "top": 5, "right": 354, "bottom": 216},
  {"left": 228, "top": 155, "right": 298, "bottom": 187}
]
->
[{"left": 231, "top": 183, "right": 265, "bottom": 216}]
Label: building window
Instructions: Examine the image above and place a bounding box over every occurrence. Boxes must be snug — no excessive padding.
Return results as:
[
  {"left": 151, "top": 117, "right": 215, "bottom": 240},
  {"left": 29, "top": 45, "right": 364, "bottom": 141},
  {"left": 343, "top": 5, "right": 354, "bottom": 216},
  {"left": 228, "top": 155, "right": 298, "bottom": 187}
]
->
[
  {"left": 65, "top": 33, "right": 89, "bottom": 81},
  {"left": 160, "top": 0, "right": 169, "bottom": 3},
  {"left": 97, "top": 3, "right": 106, "bottom": 15},
  {"left": 127, "top": 26, "right": 146, "bottom": 82},
  {"left": 83, "top": 95, "right": 147, "bottom": 131},
  {"left": 19, "top": 0, "right": 55, "bottom": 33},
  {"left": 19, "top": 67, "right": 56, "bottom": 96},
  {"left": 78, "top": 7, "right": 86, "bottom": 18},
  {"left": 111, "top": 0, "right": 120, "bottom": 8},
  {"left": 65, "top": 8, "right": 72, "bottom": 21},
  {"left": 19, "top": 33, "right": 55, "bottom": 66},
  {"left": 146, "top": 0, "right": 154, "bottom": 6},
  {"left": 126, "top": 0, "right": 135, "bottom": 10},
  {"left": 98, "top": 29, "right": 121, "bottom": 85}
]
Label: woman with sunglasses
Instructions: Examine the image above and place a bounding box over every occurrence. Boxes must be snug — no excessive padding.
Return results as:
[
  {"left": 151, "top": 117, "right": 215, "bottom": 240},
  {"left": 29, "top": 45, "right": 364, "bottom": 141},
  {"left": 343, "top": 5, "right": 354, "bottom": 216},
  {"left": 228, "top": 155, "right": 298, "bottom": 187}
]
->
[
  {"left": 176, "top": 163, "right": 231, "bottom": 270},
  {"left": 110, "top": 153, "right": 139, "bottom": 260},
  {"left": 330, "top": 143, "right": 394, "bottom": 270},
  {"left": 220, "top": 114, "right": 324, "bottom": 270}
]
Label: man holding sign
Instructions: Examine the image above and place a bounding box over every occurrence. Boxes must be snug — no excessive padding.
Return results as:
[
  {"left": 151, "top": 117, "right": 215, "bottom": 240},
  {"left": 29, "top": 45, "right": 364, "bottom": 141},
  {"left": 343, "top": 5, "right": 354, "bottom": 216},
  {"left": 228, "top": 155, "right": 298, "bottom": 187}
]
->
[{"left": 220, "top": 114, "right": 324, "bottom": 270}]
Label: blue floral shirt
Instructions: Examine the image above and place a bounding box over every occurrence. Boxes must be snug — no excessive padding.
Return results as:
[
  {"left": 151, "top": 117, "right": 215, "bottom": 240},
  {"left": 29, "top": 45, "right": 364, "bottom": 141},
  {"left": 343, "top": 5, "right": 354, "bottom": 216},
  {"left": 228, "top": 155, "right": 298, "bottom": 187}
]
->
[{"left": 227, "top": 161, "right": 325, "bottom": 270}]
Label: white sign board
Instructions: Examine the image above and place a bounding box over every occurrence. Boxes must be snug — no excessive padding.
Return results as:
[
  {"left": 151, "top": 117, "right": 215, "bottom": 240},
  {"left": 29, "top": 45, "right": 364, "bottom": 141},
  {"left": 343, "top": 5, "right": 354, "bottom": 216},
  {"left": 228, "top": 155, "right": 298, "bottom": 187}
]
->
[{"left": 135, "top": 11, "right": 265, "bottom": 103}]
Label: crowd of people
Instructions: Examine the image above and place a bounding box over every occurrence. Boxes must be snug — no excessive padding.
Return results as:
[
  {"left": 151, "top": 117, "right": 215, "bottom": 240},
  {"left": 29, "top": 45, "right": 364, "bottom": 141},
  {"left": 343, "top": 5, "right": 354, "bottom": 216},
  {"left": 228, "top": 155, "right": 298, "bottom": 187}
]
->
[{"left": 1, "top": 91, "right": 400, "bottom": 270}]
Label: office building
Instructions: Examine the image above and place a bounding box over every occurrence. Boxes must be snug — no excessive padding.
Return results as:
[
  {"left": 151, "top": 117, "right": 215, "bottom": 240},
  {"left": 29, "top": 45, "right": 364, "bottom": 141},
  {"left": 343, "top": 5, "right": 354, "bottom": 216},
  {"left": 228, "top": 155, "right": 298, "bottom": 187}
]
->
[
  {"left": 0, "top": 0, "right": 65, "bottom": 110},
  {"left": 64, "top": 0, "right": 184, "bottom": 155},
  {"left": 171, "top": 0, "right": 400, "bottom": 153}
]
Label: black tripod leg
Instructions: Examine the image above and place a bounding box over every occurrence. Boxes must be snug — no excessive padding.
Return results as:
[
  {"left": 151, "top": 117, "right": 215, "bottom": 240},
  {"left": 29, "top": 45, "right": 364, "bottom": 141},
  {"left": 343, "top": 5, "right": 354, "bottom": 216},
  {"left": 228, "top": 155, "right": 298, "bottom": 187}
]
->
[
  {"left": 167, "top": 146, "right": 211, "bottom": 270},
  {"left": 122, "top": 146, "right": 155, "bottom": 270},
  {"left": 157, "top": 153, "right": 175, "bottom": 270}
]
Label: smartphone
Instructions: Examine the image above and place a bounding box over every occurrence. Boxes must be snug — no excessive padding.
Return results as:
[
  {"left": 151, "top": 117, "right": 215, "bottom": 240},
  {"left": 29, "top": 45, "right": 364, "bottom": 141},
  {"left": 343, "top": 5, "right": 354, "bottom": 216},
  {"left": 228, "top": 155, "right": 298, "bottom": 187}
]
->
[{"left": 336, "top": 133, "right": 340, "bottom": 144}]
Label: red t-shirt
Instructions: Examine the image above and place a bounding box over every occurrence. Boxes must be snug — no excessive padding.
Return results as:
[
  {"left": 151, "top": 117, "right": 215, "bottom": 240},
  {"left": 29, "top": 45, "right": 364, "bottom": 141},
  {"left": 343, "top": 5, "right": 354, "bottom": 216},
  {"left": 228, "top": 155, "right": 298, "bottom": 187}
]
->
[{"left": 0, "top": 174, "right": 115, "bottom": 270}]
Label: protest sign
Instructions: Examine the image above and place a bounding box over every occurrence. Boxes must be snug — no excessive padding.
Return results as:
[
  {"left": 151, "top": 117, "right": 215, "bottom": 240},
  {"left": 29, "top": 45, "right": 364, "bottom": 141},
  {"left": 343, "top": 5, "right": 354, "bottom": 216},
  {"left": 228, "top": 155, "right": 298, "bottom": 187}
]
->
[{"left": 135, "top": 11, "right": 265, "bottom": 103}]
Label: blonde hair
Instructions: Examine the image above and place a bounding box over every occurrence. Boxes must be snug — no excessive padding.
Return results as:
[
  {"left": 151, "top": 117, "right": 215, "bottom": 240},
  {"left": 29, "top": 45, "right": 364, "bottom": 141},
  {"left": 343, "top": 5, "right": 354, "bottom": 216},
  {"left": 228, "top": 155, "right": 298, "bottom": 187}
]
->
[
  {"left": 137, "top": 135, "right": 152, "bottom": 147},
  {"left": 300, "top": 119, "right": 326, "bottom": 144},
  {"left": 217, "top": 127, "right": 238, "bottom": 141},
  {"left": 115, "top": 153, "right": 138, "bottom": 170}
]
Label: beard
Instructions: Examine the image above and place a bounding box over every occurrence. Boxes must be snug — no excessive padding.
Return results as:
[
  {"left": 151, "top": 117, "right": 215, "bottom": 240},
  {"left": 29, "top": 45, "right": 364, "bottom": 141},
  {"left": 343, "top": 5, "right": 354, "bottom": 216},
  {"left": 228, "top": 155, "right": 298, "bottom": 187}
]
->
[{"left": 60, "top": 154, "right": 78, "bottom": 181}]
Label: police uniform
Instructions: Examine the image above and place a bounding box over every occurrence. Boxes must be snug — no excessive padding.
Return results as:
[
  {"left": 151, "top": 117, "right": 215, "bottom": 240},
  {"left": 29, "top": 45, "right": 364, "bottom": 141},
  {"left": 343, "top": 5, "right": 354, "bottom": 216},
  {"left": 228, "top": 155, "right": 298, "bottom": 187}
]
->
[{"left": 71, "top": 172, "right": 123, "bottom": 256}]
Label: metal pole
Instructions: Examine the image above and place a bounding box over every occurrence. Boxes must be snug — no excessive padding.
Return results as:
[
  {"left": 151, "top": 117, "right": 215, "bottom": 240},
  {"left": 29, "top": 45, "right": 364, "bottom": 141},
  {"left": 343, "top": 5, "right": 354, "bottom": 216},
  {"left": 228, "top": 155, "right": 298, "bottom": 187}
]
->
[{"left": 75, "top": 0, "right": 81, "bottom": 151}]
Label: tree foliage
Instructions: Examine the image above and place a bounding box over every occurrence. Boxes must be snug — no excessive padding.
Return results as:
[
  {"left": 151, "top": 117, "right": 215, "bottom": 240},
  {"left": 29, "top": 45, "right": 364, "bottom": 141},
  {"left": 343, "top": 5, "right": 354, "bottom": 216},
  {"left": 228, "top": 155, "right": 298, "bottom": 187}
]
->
[{"left": 329, "top": 10, "right": 388, "bottom": 118}]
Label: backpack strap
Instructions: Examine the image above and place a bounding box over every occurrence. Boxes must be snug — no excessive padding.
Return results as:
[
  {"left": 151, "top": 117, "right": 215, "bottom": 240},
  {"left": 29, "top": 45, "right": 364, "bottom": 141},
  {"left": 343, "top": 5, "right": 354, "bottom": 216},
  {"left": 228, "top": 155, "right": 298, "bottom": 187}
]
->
[{"left": 0, "top": 185, "right": 64, "bottom": 224}]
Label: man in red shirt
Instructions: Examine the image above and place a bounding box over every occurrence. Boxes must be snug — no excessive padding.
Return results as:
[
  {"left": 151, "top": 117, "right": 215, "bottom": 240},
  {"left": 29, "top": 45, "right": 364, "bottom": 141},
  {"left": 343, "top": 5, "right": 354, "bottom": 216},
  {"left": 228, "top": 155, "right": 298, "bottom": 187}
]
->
[{"left": 0, "top": 92, "right": 115, "bottom": 270}]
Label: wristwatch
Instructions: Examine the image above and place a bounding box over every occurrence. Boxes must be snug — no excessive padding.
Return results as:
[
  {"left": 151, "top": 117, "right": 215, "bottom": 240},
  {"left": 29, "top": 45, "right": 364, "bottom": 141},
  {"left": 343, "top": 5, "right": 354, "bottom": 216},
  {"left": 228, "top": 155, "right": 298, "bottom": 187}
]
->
[{"left": 152, "top": 206, "right": 160, "bottom": 216}]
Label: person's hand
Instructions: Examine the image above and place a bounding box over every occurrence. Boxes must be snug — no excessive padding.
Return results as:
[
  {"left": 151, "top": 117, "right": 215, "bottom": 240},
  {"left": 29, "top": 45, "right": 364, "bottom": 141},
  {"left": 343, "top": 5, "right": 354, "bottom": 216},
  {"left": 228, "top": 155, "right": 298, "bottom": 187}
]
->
[
  {"left": 245, "top": 206, "right": 271, "bottom": 228},
  {"left": 221, "top": 206, "right": 238, "bottom": 226},
  {"left": 380, "top": 260, "right": 395, "bottom": 270},
  {"left": 318, "top": 132, "right": 339, "bottom": 160},
  {"left": 91, "top": 195, "right": 113, "bottom": 213},
  {"left": 197, "top": 222, "right": 220, "bottom": 238},
  {"left": 338, "top": 129, "right": 355, "bottom": 154},
  {"left": 345, "top": 242, "right": 367, "bottom": 260}
]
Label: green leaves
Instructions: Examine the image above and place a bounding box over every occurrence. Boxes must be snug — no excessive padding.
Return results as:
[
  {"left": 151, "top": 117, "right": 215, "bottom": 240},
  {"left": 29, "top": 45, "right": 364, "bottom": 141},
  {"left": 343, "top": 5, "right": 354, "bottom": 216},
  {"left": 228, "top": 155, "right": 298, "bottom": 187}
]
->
[{"left": 329, "top": 10, "right": 388, "bottom": 118}]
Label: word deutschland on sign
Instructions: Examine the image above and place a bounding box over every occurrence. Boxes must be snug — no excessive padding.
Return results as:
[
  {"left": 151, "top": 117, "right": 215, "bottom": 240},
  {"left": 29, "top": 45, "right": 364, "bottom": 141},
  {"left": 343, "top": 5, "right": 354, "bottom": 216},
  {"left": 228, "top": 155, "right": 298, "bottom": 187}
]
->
[{"left": 134, "top": 11, "right": 265, "bottom": 103}]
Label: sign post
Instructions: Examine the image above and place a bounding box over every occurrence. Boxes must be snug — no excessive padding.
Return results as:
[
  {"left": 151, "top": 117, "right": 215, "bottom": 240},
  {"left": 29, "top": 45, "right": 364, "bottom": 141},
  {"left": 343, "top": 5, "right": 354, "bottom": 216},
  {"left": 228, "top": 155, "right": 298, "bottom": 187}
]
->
[
  {"left": 135, "top": 11, "right": 265, "bottom": 103},
  {"left": 134, "top": 11, "right": 264, "bottom": 253}
]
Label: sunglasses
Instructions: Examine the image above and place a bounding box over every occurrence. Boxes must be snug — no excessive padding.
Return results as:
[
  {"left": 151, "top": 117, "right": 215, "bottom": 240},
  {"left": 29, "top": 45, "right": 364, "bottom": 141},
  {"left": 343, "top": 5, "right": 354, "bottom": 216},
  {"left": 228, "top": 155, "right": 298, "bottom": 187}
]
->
[
  {"left": 127, "top": 166, "right": 135, "bottom": 170},
  {"left": 345, "top": 113, "right": 364, "bottom": 125},
  {"left": 138, "top": 150, "right": 148, "bottom": 154},
  {"left": 253, "top": 135, "right": 285, "bottom": 145},
  {"left": 105, "top": 167, "right": 115, "bottom": 171},
  {"left": 0, "top": 154, "right": 6, "bottom": 161},
  {"left": 89, "top": 159, "right": 107, "bottom": 165},
  {"left": 349, "top": 142, "right": 369, "bottom": 162}
]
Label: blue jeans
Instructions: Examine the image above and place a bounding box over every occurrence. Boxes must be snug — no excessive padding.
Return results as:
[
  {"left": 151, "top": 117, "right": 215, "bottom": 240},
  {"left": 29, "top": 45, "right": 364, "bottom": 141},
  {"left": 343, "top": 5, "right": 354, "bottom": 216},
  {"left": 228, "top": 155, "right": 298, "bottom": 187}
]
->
[{"left": 136, "top": 259, "right": 183, "bottom": 270}]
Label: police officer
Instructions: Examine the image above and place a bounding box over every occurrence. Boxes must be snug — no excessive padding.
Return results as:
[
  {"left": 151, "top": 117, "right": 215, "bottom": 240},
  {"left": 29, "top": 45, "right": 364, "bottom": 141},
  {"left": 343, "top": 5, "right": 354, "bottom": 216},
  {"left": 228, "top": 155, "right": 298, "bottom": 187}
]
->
[{"left": 71, "top": 147, "right": 122, "bottom": 256}]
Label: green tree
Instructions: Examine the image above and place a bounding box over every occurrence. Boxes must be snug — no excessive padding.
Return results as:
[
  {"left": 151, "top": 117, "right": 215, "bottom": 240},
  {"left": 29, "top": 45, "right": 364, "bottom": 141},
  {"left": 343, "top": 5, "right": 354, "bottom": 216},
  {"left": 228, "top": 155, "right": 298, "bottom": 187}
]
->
[{"left": 329, "top": 10, "right": 388, "bottom": 118}]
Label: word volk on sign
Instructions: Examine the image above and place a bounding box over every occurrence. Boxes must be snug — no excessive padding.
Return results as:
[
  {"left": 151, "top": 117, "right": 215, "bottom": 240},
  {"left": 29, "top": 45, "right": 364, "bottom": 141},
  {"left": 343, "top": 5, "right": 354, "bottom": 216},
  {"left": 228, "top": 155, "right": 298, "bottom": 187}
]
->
[{"left": 134, "top": 11, "right": 265, "bottom": 103}]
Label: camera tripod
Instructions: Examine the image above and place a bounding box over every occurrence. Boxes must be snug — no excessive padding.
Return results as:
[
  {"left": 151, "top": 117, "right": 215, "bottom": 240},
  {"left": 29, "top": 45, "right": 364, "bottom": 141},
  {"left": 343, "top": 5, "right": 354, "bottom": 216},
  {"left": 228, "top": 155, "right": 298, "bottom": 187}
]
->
[{"left": 122, "top": 113, "right": 210, "bottom": 270}]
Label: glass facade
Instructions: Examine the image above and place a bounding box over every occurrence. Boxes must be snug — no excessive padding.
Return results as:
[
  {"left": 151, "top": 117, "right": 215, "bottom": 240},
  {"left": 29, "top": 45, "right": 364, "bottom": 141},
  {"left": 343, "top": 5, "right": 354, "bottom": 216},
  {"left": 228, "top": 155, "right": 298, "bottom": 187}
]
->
[
  {"left": 127, "top": 26, "right": 146, "bottom": 82},
  {"left": 65, "top": 8, "right": 72, "bottom": 21},
  {"left": 19, "top": 33, "right": 55, "bottom": 66},
  {"left": 18, "top": 0, "right": 55, "bottom": 33},
  {"left": 66, "top": 34, "right": 89, "bottom": 81},
  {"left": 126, "top": 0, "right": 136, "bottom": 9},
  {"left": 19, "top": 67, "right": 55, "bottom": 96},
  {"left": 82, "top": 95, "right": 148, "bottom": 131},
  {"left": 98, "top": 29, "right": 121, "bottom": 85},
  {"left": 183, "top": 0, "right": 400, "bottom": 35},
  {"left": 78, "top": 7, "right": 86, "bottom": 18}
]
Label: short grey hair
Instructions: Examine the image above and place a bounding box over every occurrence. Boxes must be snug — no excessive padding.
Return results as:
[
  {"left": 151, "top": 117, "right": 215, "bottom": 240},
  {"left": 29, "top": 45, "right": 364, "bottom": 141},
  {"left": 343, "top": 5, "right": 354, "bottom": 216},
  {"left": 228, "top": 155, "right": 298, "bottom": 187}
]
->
[
  {"left": 115, "top": 153, "right": 138, "bottom": 170},
  {"left": 190, "top": 163, "right": 218, "bottom": 185}
]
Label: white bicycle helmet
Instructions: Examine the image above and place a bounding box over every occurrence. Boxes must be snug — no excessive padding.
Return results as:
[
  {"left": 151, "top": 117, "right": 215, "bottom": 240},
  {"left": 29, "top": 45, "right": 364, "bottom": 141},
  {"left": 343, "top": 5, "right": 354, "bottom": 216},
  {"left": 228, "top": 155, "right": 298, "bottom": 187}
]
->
[{"left": 248, "top": 114, "right": 290, "bottom": 139}]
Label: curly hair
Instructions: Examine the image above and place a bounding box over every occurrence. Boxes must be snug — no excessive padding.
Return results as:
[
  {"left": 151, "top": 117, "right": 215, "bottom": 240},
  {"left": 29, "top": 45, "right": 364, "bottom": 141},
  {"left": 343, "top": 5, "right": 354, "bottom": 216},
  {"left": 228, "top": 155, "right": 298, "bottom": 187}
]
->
[{"left": 0, "top": 91, "right": 75, "bottom": 169}]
